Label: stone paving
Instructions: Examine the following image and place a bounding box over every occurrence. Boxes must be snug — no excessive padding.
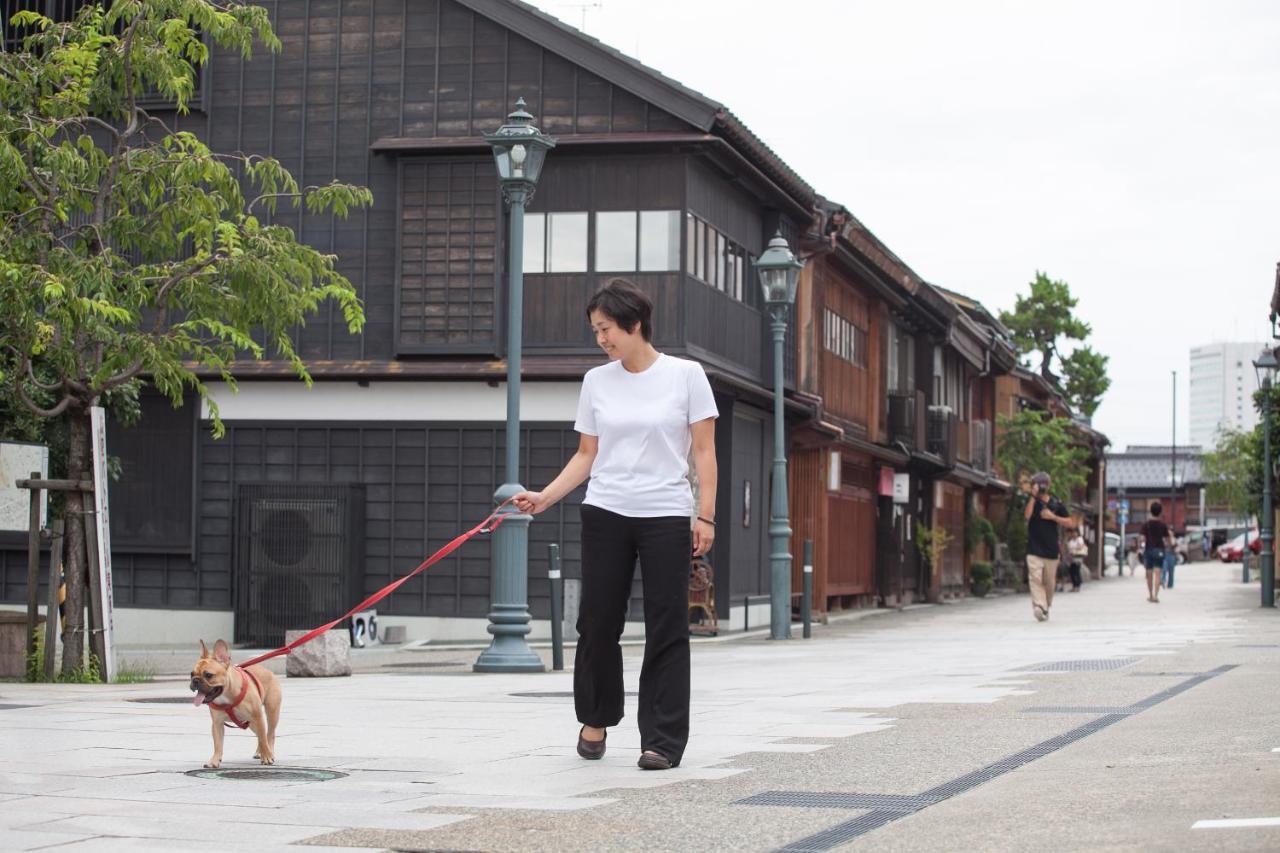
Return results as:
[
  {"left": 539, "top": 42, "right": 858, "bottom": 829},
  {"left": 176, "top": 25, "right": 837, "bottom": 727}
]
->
[{"left": 0, "top": 562, "right": 1276, "bottom": 852}]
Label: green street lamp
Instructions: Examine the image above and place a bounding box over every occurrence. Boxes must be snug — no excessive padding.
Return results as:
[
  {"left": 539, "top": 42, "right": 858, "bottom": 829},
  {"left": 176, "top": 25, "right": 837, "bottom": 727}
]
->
[
  {"left": 755, "top": 232, "right": 804, "bottom": 640},
  {"left": 1253, "top": 347, "right": 1277, "bottom": 608},
  {"left": 475, "top": 99, "right": 555, "bottom": 672}
]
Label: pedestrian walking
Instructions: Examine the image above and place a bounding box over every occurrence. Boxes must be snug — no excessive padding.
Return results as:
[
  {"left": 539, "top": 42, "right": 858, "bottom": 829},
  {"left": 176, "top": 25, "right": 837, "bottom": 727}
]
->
[
  {"left": 1141, "top": 502, "right": 1170, "bottom": 603},
  {"left": 513, "top": 278, "right": 718, "bottom": 771},
  {"left": 1201, "top": 530, "right": 1211, "bottom": 562},
  {"left": 1067, "top": 528, "right": 1088, "bottom": 591},
  {"left": 1162, "top": 532, "right": 1179, "bottom": 589},
  {"left": 1023, "top": 472, "right": 1076, "bottom": 622}
]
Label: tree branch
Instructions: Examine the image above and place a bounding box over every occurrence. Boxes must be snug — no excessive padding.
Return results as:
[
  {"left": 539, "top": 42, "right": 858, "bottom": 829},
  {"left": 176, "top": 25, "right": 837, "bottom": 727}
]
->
[
  {"left": 14, "top": 372, "right": 73, "bottom": 419},
  {"left": 25, "top": 357, "right": 61, "bottom": 391}
]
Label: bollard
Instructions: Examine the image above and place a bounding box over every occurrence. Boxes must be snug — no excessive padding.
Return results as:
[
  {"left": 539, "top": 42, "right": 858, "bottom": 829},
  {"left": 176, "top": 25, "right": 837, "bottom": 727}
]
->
[
  {"left": 548, "top": 544, "right": 564, "bottom": 671},
  {"left": 1242, "top": 551, "right": 1250, "bottom": 584},
  {"left": 743, "top": 596, "right": 749, "bottom": 633},
  {"left": 802, "top": 540, "right": 813, "bottom": 639}
]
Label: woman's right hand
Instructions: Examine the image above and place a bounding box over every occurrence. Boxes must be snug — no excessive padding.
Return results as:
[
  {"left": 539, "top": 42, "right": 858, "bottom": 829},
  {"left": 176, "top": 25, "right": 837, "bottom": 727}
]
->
[{"left": 512, "top": 490, "right": 550, "bottom": 514}]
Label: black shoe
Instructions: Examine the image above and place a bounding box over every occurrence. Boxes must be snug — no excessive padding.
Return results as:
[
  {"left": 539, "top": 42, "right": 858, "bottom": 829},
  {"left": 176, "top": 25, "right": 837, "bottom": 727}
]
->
[
  {"left": 576, "top": 727, "right": 606, "bottom": 760},
  {"left": 637, "top": 750, "right": 675, "bottom": 770}
]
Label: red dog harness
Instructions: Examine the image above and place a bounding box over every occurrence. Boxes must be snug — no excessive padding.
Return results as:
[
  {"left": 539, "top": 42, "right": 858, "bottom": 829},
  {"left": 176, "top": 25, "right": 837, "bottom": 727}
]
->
[{"left": 209, "top": 666, "right": 262, "bottom": 730}]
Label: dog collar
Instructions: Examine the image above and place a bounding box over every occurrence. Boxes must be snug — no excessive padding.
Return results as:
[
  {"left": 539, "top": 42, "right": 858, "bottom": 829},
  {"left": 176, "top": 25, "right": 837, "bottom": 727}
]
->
[{"left": 209, "top": 666, "right": 262, "bottom": 730}]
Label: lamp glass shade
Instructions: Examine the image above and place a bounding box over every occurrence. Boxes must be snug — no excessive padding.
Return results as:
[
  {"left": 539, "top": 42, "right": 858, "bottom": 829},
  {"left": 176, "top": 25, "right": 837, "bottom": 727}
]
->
[
  {"left": 485, "top": 98, "right": 555, "bottom": 188},
  {"left": 755, "top": 232, "right": 803, "bottom": 306},
  {"left": 1254, "top": 348, "right": 1279, "bottom": 387}
]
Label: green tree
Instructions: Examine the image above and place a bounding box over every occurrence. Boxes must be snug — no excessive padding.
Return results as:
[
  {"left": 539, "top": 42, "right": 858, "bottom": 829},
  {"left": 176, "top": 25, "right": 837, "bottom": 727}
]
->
[
  {"left": 995, "top": 408, "right": 1093, "bottom": 501},
  {"left": 999, "top": 271, "right": 1110, "bottom": 416},
  {"left": 1061, "top": 346, "right": 1109, "bottom": 418},
  {"left": 1202, "top": 428, "right": 1260, "bottom": 520},
  {"left": 1, "top": 0, "right": 371, "bottom": 676}
]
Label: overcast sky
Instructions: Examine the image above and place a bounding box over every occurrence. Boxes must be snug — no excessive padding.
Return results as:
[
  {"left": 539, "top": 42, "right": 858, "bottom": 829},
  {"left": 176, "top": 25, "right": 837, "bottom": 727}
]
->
[{"left": 527, "top": 0, "right": 1280, "bottom": 451}]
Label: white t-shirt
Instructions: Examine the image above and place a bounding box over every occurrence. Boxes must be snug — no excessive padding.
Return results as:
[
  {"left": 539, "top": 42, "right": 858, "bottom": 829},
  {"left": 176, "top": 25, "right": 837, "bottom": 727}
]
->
[{"left": 574, "top": 353, "right": 718, "bottom": 517}]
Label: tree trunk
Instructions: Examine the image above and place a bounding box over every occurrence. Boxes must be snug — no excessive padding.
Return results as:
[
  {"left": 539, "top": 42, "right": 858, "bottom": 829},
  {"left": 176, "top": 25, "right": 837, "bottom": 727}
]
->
[{"left": 60, "top": 406, "right": 91, "bottom": 677}]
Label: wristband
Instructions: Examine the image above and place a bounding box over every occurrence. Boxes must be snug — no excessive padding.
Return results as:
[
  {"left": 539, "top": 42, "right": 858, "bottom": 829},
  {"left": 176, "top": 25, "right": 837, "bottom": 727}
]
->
[{"left": 696, "top": 516, "right": 716, "bottom": 527}]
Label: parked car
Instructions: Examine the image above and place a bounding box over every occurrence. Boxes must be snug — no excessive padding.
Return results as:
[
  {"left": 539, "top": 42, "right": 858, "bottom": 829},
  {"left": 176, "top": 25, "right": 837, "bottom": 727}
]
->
[
  {"left": 1104, "top": 532, "right": 1121, "bottom": 568},
  {"left": 1217, "top": 531, "right": 1261, "bottom": 563}
]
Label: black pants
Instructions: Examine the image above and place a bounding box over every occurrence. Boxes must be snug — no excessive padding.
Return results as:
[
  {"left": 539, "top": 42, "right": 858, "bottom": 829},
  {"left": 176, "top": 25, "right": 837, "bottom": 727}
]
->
[
  {"left": 1069, "top": 560, "right": 1083, "bottom": 589},
  {"left": 575, "top": 504, "right": 691, "bottom": 764}
]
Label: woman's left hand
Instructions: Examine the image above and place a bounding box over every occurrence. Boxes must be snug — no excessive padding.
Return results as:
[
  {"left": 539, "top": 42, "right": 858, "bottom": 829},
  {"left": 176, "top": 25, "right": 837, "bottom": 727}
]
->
[{"left": 693, "top": 518, "right": 715, "bottom": 557}]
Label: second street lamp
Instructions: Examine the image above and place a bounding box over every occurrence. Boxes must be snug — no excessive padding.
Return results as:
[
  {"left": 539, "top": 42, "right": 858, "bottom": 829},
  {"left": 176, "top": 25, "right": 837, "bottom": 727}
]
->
[
  {"left": 1253, "top": 347, "right": 1277, "bottom": 609},
  {"left": 474, "top": 99, "right": 555, "bottom": 672},
  {"left": 755, "top": 232, "right": 804, "bottom": 641}
]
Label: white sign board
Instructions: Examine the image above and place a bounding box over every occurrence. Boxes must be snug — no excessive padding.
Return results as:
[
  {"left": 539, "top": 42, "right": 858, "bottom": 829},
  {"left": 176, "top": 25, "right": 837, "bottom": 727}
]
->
[
  {"left": 89, "top": 407, "right": 117, "bottom": 683},
  {"left": 892, "top": 473, "right": 910, "bottom": 504},
  {"left": 0, "top": 441, "right": 49, "bottom": 533}
]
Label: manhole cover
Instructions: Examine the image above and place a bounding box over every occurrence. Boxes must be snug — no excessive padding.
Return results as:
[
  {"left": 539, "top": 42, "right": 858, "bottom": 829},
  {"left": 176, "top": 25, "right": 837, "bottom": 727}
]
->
[
  {"left": 185, "top": 767, "right": 347, "bottom": 782},
  {"left": 1018, "top": 657, "right": 1139, "bottom": 673},
  {"left": 128, "top": 697, "right": 194, "bottom": 704},
  {"left": 509, "top": 691, "right": 638, "bottom": 698}
]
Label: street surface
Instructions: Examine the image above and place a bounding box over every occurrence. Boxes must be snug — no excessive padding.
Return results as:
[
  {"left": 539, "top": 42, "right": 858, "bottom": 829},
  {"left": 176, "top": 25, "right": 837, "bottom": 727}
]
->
[{"left": 0, "top": 561, "right": 1277, "bottom": 852}]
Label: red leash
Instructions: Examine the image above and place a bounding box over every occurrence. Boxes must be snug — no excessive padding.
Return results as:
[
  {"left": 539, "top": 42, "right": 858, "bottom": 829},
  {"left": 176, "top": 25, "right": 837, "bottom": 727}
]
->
[{"left": 238, "top": 500, "right": 515, "bottom": 669}]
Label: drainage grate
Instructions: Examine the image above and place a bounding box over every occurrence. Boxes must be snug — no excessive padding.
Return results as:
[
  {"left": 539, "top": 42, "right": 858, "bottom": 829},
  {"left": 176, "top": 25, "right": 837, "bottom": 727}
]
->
[
  {"left": 508, "top": 691, "right": 639, "bottom": 698},
  {"left": 1018, "top": 657, "right": 1139, "bottom": 672},
  {"left": 382, "top": 662, "right": 463, "bottom": 669},
  {"left": 128, "top": 697, "right": 196, "bottom": 704},
  {"left": 737, "top": 791, "right": 935, "bottom": 811},
  {"left": 186, "top": 767, "right": 347, "bottom": 782},
  {"left": 1023, "top": 705, "right": 1135, "bottom": 714},
  {"left": 760, "top": 668, "right": 1234, "bottom": 851},
  {"left": 0, "top": 704, "right": 38, "bottom": 710},
  {"left": 777, "top": 810, "right": 903, "bottom": 852}
]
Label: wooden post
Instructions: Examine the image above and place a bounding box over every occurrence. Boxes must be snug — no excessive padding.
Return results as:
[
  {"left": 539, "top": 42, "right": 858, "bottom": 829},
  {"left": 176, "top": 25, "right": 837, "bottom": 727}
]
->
[
  {"left": 44, "top": 520, "right": 64, "bottom": 681},
  {"left": 24, "top": 471, "right": 42, "bottom": 659}
]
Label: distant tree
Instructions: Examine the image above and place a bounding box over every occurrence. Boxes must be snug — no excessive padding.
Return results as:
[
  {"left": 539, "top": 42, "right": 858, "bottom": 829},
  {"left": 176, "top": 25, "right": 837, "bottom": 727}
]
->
[
  {"left": 995, "top": 408, "right": 1093, "bottom": 502},
  {"left": 1061, "top": 346, "right": 1110, "bottom": 418},
  {"left": 1, "top": 1, "right": 371, "bottom": 676},
  {"left": 1202, "top": 428, "right": 1260, "bottom": 520},
  {"left": 999, "top": 271, "right": 1110, "bottom": 416}
]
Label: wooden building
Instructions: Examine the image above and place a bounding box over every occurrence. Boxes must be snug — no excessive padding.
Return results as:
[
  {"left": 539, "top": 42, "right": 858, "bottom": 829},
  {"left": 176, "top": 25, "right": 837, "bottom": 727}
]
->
[{"left": 0, "top": 0, "right": 824, "bottom": 643}]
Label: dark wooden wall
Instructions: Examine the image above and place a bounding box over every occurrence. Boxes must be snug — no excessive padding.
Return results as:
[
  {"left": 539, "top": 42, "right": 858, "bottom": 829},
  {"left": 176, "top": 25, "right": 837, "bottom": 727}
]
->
[
  {"left": 202, "top": 0, "right": 696, "bottom": 363},
  {"left": 195, "top": 420, "right": 585, "bottom": 619}
]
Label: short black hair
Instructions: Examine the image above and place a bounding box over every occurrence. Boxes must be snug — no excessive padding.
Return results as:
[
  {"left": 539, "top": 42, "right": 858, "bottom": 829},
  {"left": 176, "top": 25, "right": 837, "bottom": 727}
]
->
[
  {"left": 1150, "top": 501, "right": 1163, "bottom": 518},
  {"left": 586, "top": 277, "right": 652, "bottom": 341}
]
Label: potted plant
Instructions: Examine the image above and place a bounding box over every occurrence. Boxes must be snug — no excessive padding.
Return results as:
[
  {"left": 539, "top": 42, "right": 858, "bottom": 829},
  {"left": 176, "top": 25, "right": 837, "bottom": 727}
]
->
[{"left": 970, "top": 560, "right": 994, "bottom": 597}]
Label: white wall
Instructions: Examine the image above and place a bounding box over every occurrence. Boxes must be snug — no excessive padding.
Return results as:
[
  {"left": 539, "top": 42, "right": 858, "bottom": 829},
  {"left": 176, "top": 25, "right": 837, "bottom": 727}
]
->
[{"left": 200, "top": 380, "right": 582, "bottom": 423}]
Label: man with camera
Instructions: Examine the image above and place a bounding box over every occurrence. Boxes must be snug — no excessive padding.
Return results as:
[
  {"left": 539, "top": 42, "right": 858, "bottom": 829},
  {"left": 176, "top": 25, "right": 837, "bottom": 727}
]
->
[{"left": 1023, "top": 472, "right": 1077, "bottom": 622}]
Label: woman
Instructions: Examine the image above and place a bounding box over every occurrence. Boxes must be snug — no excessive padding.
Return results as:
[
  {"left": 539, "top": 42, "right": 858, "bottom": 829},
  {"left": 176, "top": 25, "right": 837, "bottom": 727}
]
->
[{"left": 513, "top": 278, "right": 718, "bottom": 771}]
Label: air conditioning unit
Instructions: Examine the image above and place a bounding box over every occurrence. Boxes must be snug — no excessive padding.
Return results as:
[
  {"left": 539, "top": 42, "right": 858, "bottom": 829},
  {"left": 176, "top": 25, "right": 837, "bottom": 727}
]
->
[{"left": 235, "top": 484, "right": 365, "bottom": 647}]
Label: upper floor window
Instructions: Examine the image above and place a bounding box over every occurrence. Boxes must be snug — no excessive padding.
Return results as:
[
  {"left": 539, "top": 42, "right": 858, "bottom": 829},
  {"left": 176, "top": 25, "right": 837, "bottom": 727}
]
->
[
  {"left": 523, "top": 210, "right": 681, "bottom": 275},
  {"left": 887, "top": 323, "right": 915, "bottom": 394},
  {"left": 823, "top": 308, "right": 867, "bottom": 368},
  {"left": 932, "top": 346, "right": 968, "bottom": 419},
  {"left": 685, "top": 213, "right": 751, "bottom": 302}
]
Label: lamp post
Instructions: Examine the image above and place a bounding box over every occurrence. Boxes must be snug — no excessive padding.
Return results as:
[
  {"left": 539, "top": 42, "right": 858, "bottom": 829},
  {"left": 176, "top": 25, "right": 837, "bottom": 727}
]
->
[
  {"left": 474, "top": 99, "right": 555, "bottom": 671},
  {"left": 1253, "top": 347, "right": 1277, "bottom": 609},
  {"left": 755, "top": 232, "right": 804, "bottom": 640}
]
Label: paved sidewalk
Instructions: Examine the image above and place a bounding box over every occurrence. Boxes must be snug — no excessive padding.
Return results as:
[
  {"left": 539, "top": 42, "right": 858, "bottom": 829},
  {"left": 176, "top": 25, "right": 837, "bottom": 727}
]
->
[{"left": 1, "top": 563, "right": 1277, "bottom": 852}]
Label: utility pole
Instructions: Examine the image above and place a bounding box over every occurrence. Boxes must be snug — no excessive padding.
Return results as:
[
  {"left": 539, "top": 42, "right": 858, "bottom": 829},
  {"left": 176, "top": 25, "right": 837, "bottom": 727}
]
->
[{"left": 1171, "top": 371, "right": 1177, "bottom": 528}]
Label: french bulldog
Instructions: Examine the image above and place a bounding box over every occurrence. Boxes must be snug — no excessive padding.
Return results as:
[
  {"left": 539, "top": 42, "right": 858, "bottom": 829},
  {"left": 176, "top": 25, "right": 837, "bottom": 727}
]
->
[{"left": 190, "top": 639, "right": 282, "bottom": 768}]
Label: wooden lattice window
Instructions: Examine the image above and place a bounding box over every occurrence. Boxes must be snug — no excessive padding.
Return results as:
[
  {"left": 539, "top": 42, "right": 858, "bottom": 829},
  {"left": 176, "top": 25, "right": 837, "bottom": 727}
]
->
[{"left": 397, "top": 159, "right": 498, "bottom": 352}]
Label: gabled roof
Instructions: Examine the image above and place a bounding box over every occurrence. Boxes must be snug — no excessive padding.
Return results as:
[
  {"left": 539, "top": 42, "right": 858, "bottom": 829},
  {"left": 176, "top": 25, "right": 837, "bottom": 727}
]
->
[{"left": 455, "top": 0, "right": 815, "bottom": 208}]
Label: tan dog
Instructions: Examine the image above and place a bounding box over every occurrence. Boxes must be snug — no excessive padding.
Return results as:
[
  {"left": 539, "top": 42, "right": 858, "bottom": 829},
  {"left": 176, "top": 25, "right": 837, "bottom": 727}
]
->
[{"left": 189, "top": 639, "right": 282, "bottom": 768}]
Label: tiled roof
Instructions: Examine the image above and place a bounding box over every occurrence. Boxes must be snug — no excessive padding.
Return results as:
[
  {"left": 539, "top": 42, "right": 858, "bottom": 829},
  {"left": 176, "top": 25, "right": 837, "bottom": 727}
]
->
[{"left": 1108, "top": 448, "right": 1203, "bottom": 489}]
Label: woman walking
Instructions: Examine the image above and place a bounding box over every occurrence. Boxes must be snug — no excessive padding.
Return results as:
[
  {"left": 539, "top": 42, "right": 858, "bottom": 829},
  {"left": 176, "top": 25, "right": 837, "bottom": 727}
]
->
[{"left": 513, "top": 278, "right": 718, "bottom": 771}]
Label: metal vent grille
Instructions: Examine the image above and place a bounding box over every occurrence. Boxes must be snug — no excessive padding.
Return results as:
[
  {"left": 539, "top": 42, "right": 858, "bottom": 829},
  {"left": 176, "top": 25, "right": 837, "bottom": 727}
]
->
[
  {"left": 1018, "top": 657, "right": 1139, "bottom": 672},
  {"left": 186, "top": 768, "right": 346, "bottom": 782}
]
